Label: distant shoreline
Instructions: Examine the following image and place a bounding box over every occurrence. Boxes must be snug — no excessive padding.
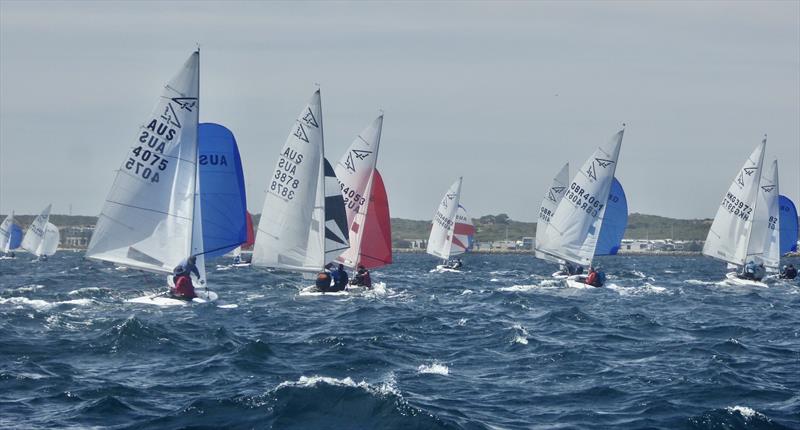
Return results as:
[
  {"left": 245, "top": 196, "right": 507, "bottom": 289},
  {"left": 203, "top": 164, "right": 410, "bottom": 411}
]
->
[{"left": 392, "top": 248, "right": 703, "bottom": 256}]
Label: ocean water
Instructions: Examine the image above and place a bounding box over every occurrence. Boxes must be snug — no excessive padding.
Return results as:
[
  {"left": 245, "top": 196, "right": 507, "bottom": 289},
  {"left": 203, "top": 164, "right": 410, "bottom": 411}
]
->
[{"left": 1, "top": 252, "right": 799, "bottom": 430}]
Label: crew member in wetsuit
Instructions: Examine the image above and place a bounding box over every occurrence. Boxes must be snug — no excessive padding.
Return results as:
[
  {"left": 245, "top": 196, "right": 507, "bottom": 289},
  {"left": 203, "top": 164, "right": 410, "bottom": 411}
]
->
[
  {"left": 753, "top": 263, "right": 767, "bottom": 281},
  {"left": 741, "top": 260, "right": 757, "bottom": 280},
  {"left": 315, "top": 263, "right": 333, "bottom": 292},
  {"left": 780, "top": 264, "right": 797, "bottom": 280},
  {"left": 170, "top": 266, "right": 197, "bottom": 300},
  {"left": 449, "top": 258, "right": 463, "bottom": 269},
  {"left": 351, "top": 265, "right": 373, "bottom": 289},
  {"left": 177, "top": 255, "right": 201, "bottom": 279},
  {"left": 331, "top": 264, "right": 349, "bottom": 292},
  {"left": 585, "top": 267, "right": 605, "bottom": 287}
]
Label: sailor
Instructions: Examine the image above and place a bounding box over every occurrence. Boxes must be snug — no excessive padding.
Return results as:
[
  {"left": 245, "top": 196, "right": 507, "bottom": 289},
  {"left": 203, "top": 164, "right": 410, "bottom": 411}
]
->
[
  {"left": 742, "top": 260, "right": 757, "bottom": 280},
  {"left": 315, "top": 263, "right": 334, "bottom": 292},
  {"left": 176, "top": 255, "right": 201, "bottom": 280},
  {"left": 8, "top": 251, "right": 14, "bottom": 258},
  {"left": 450, "top": 258, "right": 463, "bottom": 270},
  {"left": 585, "top": 267, "right": 598, "bottom": 287},
  {"left": 233, "top": 254, "right": 242, "bottom": 264},
  {"left": 331, "top": 264, "right": 349, "bottom": 292},
  {"left": 351, "top": 265, "right": 373, "bottom": 289},
  {"left": 780, "top": 264, "right": 797, "bottom": 280},
  {"left": 594, "top": 267, "right": 607, "bottom": 287},
  {"left": 753, "top": 263, "right": 766, "bottom": 281},
  {"left": 170, "top": 266, "right": 197, "bottom": 300}
]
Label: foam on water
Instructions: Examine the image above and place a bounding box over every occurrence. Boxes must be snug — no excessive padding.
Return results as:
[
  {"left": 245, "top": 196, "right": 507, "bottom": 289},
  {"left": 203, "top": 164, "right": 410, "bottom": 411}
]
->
[{"left": 417, "top": 362, "right": 450, "bottom": 375}]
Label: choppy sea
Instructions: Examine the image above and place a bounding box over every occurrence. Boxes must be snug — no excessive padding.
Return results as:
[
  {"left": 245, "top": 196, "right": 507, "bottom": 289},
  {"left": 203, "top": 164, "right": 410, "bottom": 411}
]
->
[{"left": 1, "top": 252, "right": 799, "bottom": 429}]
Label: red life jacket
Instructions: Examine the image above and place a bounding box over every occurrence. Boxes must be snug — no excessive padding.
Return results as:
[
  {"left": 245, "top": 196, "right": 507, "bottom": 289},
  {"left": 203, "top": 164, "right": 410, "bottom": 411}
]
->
[
  {"left": 585, "top": 272, "right": 598, "bottom": 287},
  {"left": 173, "top": 275, "right": 196, "bottom": 299}
]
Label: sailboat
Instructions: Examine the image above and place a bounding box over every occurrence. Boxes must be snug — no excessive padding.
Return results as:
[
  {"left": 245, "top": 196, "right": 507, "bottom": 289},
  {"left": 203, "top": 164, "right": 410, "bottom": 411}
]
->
[
  {"left": 197, "top": 122, "right": 250, "bottom": 268},
  {"left": 702, "top": 138, "right": 778, "bottom": 287},
  {"left": 251, "top": 90, "right": 350, "bottom": 292},
  {"left": 534, "top": 129, "right": 625, "bottom": 288},
  {"left": 0, "top": 212, "right": 23, "bottom": 258},
  {"left": 21, "top": 205, "right": 60, "bottom": 260},
  {"left": 333, "top": 114, "right": 392, "bottom": 289},
  {"left": 86, "top": 51, "right": 214, "bottom": 305},
  {"left": 427, "top": 177, "right": 466, "bottom": 272}
]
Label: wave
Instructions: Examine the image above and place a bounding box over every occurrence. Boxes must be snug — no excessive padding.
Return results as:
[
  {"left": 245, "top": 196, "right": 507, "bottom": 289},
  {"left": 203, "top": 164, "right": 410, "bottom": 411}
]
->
[
  {"left": 0, "top": 297, "right": 92, "bottom": 311},
  {"left": 607, "top": 283, "right": 668, "bottom": 296},
  {"left": 418, "top": 363, "right": 450, "bottom": 375},
  {"left": 686, "top": 405, "right": 784, "bottom": 429}
]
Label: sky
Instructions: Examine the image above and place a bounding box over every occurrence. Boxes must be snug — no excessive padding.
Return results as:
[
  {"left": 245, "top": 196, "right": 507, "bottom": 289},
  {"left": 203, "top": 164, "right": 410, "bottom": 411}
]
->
[{"left": 0, "top": 0, "right": 798, "bottom": 221}]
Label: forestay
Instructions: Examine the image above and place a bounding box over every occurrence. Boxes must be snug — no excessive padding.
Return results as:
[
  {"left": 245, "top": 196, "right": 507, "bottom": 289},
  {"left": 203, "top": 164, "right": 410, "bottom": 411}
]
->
[
  {"left": 427, "top": 178, "right": 463, "bottom": 260},
  {"left": 198, "top": 123, "right": 248, "bottom": 259},
  {"left": 595, "top": 178, "right": 628, "bottom": 255},
  {"left": 778, "top": 195, "right": 798, "bottom": 255},
  {"left": 21, "top": 204, "right": 52, "bottom": 255},
  {"left": 702, "top": 140, "right": 766, "bottom": 266},
  {"left": 535, "top": 163, "right": 569, "bottom": 263},
  {"left": 334, "top": 115, "right": 383, "bottom": 269},
  {"left": 86, "top": 52, "right": 201, "bottom": 278},
  {"left": 746, "top": 159, "right": 780, "bottom": 270},
  {"left": 535, "top": 130, "right": 624, "bottom": 267},
  {"left": 253, "top": 90, "right": 349, "bottom": 272}
]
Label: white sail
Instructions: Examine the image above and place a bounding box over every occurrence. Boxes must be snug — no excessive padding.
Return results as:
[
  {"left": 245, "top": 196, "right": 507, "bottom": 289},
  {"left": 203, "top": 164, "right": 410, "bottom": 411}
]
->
[
  {"left": 0, "top": 212, "right": 14, "bottom": 252},
  {"left": 535, "top": 162, "right": 570, "bottom": 264},
  {"left": 253, "top": 90, "right": 334, "bottom": 272},
  {"left": 535, "top": 130, "right": 624, "bottom": 267},
  {"left": 426, "top": 177, "right": 463, "bottom": 260},
  {"left": 86, "top": 52, "right": 201, "bottom": 278},
  {"left": 702, "top": 140, "right": 766, "bottom": 266},
  {"left": 334, "top": 115, "right": 383, "bottom": 268},
  {"left": 35, "top": 223, "right": 60, "bottom": 257},
  {"left": 21, "top": 204, "right": 52, "bottom": 255},
  {"left": 747, "top": 158, "right": 780, "bottom": 270}
]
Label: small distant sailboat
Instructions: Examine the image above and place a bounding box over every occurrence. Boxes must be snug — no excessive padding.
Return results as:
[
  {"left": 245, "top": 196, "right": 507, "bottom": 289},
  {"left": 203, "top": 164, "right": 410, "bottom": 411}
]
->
[
  {"left": 197, "top": 123, "right": 250, "bottom": 267},
  {"left": 252, "top": 90, "right": 350, "bottom": 289},
  {"left": 86, "top": 51, "right": 215, "bottom": 305},
  {"left": 427, "top": 177, "right": 467, "bottom": 272},
  {"left": 0, "top": 212, "right": 23, "bottom": 258},
  {"left": 21, "top": 205, "right": 60, "bottom": 260},
  {"left": 334, "top": 114, "right": 392, "bottom": 287},
  {"left": 702, "top": 138, "right": 779, "bottom": 287},
  {"left": 535, "top": 129, "right": 625, "bottom": 287}
]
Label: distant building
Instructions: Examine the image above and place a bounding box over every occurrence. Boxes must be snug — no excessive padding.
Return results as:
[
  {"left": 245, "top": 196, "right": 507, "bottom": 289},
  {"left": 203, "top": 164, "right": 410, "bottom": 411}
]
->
[
  {"left": 521, "top": 237, "right": 534, "bottom": 250},
  {"left": 61, "top": 226, "right": 94, "bottom": 249}
]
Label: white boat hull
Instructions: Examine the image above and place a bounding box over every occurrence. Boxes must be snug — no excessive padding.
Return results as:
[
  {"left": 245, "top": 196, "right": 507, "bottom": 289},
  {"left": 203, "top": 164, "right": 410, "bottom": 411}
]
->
[
  {"left": 723, "top": 272, "right": 768, "bottom": 288},
  {"left": 432, "top": 265, "right": 462, "bottom": 273},
  {"left": 127, "top": 290, "right": 219, "bottom": 306}
]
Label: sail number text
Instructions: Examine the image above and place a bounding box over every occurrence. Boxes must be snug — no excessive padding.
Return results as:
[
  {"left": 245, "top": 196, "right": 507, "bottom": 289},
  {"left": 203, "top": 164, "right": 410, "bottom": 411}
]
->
[
  {"left": 721, "top": 192, "right": 752, "bottom": 221},
  {"left": 270, "top": 148, "right": 302, "bottom": 201},
  {"left": 564, "top": 182, "right": 604, "bottom": 218},
  {"left": 339, "top": 182, "right": 366, "bottom": 212}
]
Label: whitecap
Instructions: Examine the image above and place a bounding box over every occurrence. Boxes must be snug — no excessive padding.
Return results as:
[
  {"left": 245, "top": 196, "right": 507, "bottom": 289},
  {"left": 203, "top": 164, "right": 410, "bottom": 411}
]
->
[
  {"left": 684, "top": 279, "right": 710, "bottom": 285},
  {"left": 607, "top": 283, "right": 667, "bottom": 296},
  {"left": 726, "top": 405, "right": 764, "bottom": 420},
  {"left": 457, "top": 318, "right": 468, "bottom": 326},
  {"left": 276, "top": 375, "right": 401, "bottom": 397},
  {"left": 513, "top": 335, "right": 529, "bottom": 345},
  {"left": 0, "top": 297, "right": 92, "bottom": 311},
  {"left": 417, "top": 362, "right": 449, "bottom": 375},
  {"left": 460, "top": 289, "right": 473, "bottom": 295},
  {"left": 68, "top": 287, "right": 102, "bottom": 295}
]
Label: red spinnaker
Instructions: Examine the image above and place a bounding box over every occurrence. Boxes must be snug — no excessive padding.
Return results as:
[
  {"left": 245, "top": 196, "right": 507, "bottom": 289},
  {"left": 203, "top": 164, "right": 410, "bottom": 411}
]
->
[
  {"left": 359, "top": 170, "right": 392, "bottom": 268},
  {"left": 243, "top": 211, "right": 255, "bottom": 249}
]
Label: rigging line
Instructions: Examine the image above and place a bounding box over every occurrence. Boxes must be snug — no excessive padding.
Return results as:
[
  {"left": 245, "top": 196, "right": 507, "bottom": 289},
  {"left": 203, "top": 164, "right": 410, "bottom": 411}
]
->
[{"left": 105, "top": 200, "right": 192, "bottom": 221}]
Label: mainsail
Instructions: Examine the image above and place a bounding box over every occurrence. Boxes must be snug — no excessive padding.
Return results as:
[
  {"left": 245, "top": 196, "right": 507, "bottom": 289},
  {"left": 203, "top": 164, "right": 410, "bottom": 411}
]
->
[
  {"left": 86, "top": 51, "right": 203, "bottom": 282},
  {"left": 334, "top": 115, "right": 384, "bottom": 269},
  {"left": 745, "top": 159, "right": 780, "bottom": 270},
  {"left": 535, "top": 129, "right": 624, "bottom": 267},
  {"left": 21, "top": 204, "right": 52, "bottom": 256},
  {"left": 778, "top": 195, "right": 798, "bottom": 255},
  {"left": 702, "top": 139, "right": 766, "bottom": 266},
  {"left": 35, "top": 223, "right": 60, "bottom": 257},
  {"left": 252, "top": 90, "right": 349, "bottom": 272},
  {"left": 427, "top": 178, "right": 463, "bottom": 260},
  {"left": 198, "top": 123, "right": 248, "bottom": 259},
  {"left": 535, "top": 163, "right": 569, "bottom": 263}
]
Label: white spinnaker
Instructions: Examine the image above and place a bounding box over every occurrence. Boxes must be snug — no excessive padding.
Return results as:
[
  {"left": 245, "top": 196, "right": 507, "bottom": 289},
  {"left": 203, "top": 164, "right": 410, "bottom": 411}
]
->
[
  {"left": 86, "top": 52, "right": 200, "bottom": 277},
  {"left": 535, "top": 162, "right": 570, "bottom": 264},
  {"left": 747, "top": 159, "right": 780, "bottom": 270},
  {"left": 702, "top": 140, "right": 766, "bottom": 266},
  {"left": 35, "top": 223, "right": 60, "bottom": 257},
  {"left": 536, "top": 130, "right": 624, "bottom": 267},
  {"left": 0, "top": 212, "right": 13, "bottom": 252},
  {"left": 426, "top": 178, "right": 463, "bottom": 260},
  {"left": 335, "top": 115, "right": 383, "bottom": 268},
  {"left": 252, "top": 90, "right": 327, "bottom": 272},
  {"left": 22, "top": 204, "right": 52, "bottom": 255}
]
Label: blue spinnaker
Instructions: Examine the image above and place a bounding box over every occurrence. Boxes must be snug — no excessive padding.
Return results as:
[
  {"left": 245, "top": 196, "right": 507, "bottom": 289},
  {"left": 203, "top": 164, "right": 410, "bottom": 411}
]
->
[
  {"left": 9, "top": 224, "right": 22, "bottom": 250},
  {"left": 198, "top": 123, "right": 248, "bottom": 259},
  {"left": 596, "top": 177, "right": 628, "bottom": 255},
  {"left": 778, "top": 195, "right": 798, "bottom": 255}
]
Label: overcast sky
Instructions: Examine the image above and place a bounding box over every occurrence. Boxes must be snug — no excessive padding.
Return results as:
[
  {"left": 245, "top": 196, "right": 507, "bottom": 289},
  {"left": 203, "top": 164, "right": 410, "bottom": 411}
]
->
[{"left": 1, "top": 0, "right": 798, "bottom": 221}]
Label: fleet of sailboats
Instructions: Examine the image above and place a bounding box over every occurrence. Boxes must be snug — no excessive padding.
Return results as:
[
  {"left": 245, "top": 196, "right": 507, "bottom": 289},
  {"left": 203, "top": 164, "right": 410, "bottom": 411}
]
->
[{"left": 2, "top": 51, "right": 798, "bottom": 301}]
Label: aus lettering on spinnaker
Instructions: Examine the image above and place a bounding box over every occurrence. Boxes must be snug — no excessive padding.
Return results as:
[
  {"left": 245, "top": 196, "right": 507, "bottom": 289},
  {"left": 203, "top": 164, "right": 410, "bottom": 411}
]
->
[
  {"left": 339, "top": 182, "right": 366, "bottom": 213},
  {"left": 126, "top": 117, "right": 181, "bottom": 183},
  {"left": 720, "top": 192, "right": 752, "bottom": 221},
  {"left": 270, "top": 147, "right": 303, "bottom": 201},
  {"left": 564, "top": 182, "right": 605, "bottom": 218}
]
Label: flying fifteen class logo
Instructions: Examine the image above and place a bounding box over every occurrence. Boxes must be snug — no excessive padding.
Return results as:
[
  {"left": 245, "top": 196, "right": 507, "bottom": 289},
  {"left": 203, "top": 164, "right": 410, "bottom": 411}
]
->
[
  {"left": 761, "top": 185, "right": 775, "bottom": 193},
  {"left": 587, "top": 158, "right": 615, "bottom": 181},
  {"left": 171, "top": 97, "right": 197, "bottom": 112},
  {"left": 161, "top": 103, "right": 182, "bottom": 128},
  {"left": 344, "top": 149, "right": 373, "bottom": 172},
  {"left": 548, "top": 186, "right": 566, "bottom": 202},
  {"left": 301, "top": 108, "right": 319, "bottom": 128},
  {"left": 743, "top": 167, "right": 758, "bottom": 176},
  {"left": 293, "top": 123, "right": 309, "bottom": 143}
]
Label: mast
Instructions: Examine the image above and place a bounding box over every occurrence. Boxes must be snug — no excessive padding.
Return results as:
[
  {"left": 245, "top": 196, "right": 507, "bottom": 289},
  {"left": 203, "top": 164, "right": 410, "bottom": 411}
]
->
[{"left": 738, "top": 135, "right": 767, "bottom": 267}]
